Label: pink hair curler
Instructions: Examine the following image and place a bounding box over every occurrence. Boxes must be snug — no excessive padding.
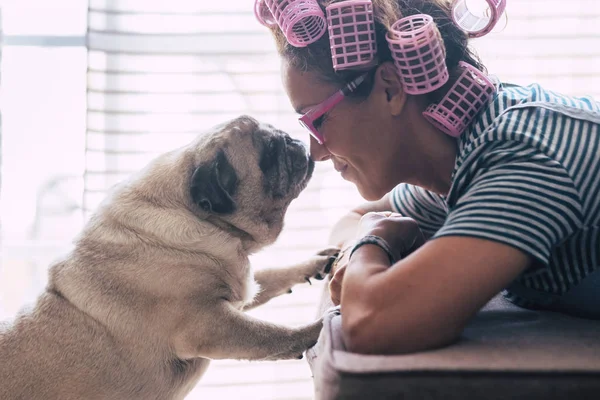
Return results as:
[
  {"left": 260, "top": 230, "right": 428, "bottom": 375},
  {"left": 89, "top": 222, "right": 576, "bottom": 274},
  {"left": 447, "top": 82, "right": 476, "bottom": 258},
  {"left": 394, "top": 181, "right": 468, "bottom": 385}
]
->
[
  {"left": 423, "top": 61, "right": 496, "bottom": 137},
  {"left": 386, "top": 14, "right": 449, "bottom": 95},
  {"left": 326, "top": 0, "right": 377, "bottom": 71},
  {"left": 451, "top": 0, "right": 507, "bottom": 38},
  {"left": 265, "top": 0, "right": 327, "bottom": 47},
  {"left": 255, "top": 0, "right": 277, "bottom": 27}
]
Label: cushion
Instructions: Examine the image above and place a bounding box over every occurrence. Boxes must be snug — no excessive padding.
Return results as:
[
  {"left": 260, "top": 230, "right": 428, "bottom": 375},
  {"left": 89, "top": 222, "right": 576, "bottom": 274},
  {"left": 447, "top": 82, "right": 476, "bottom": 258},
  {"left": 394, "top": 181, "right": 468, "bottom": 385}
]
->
[{"left": 307, "top": 290, "right": 600, "bottom": 400}]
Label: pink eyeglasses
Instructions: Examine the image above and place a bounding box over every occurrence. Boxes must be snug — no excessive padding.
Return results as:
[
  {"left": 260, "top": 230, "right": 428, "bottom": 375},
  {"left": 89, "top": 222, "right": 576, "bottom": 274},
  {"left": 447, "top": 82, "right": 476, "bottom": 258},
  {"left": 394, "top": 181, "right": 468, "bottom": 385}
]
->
[{"left": 298, "top": 72, "right": 369, "bottom": 145}]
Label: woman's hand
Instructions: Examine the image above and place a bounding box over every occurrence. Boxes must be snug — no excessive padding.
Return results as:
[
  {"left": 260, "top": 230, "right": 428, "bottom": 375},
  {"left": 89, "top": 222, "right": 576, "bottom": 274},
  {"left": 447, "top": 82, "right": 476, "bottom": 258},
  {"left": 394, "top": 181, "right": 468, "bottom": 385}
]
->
[
  {"left": 328, "top": 213, "right": 425, "bottom": 305},
  {"left": 324, "top": 194, "right": 398, "bottom": 306},
  {"left": 329, "top": 263, "right": 346, "bottom": 306},
  {"left": 355, "top": 212, "right": 426, "bottom": 262},
  {"left": 328, "top": 244, "right": 352, "bottom": 306}
]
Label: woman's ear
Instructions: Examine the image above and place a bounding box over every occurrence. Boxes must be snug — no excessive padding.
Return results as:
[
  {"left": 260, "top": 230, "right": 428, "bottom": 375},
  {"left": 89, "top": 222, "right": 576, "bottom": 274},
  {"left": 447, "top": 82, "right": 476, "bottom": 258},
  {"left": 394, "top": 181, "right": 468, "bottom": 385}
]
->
[{"left": 373, "top": 62, "right": 407, "bottom": 117}]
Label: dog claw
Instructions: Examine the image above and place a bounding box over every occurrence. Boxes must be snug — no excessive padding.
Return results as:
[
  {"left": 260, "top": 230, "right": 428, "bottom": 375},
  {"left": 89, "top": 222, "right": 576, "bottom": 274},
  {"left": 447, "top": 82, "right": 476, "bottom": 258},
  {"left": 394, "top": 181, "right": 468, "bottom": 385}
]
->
[
  {"left": 305, "top": 277, "right": 312, "bottom": 285},
  {"left": 324, "top": 255, "right": 337, "bottom": 274}
]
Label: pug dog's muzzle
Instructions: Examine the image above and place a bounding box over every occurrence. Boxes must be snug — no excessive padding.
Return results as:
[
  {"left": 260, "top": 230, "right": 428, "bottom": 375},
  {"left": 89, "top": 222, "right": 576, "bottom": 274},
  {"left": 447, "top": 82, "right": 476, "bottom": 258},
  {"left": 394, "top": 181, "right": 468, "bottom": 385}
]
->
[{"left": 259, "top": 132, "right": 314, "bottom": 200}]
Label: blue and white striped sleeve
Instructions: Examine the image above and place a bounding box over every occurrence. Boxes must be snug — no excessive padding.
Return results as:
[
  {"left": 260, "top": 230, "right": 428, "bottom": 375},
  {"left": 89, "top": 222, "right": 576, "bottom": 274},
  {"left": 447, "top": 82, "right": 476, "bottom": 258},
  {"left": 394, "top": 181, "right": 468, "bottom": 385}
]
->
[
  {"left": 390, "top": 183, "right": 448, "bottom": 238},
  {"left": 433, "top": 141, "right": 584, "bottom": 266}
]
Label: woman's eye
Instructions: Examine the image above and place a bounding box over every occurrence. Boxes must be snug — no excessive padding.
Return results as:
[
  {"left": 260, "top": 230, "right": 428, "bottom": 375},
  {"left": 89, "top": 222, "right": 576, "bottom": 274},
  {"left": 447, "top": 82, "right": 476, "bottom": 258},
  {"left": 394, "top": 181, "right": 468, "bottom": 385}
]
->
[{"left": 313, "top": 114, "right": 327, "bottom": 129}]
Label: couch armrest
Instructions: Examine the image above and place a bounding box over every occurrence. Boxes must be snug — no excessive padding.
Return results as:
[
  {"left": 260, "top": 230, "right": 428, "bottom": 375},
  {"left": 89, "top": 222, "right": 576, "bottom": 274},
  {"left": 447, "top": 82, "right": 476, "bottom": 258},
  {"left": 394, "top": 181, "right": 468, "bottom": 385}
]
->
[{"left": 308, "top": 286, "right": 600, "bottom": 400}]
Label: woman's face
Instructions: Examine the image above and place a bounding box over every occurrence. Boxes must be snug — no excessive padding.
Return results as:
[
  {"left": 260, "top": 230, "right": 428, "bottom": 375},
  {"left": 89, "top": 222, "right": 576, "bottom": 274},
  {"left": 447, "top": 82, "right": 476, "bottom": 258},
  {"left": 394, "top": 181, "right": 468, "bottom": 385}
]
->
[{"left": 282, "top": 61, "right": 414, "bottom": 201}]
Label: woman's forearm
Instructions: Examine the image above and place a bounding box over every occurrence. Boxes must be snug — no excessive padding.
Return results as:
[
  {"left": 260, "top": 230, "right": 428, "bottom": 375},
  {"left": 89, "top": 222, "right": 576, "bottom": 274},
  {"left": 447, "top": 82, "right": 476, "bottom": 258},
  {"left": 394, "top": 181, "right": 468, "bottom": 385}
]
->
[
  {"left": 340, "top": 243, "right": 458, "bottom": 355},
  {"left": 340, "top": 236, "right": 532, "bottom": 355},
  {"left": 341, "top": 273, "right": 458, "bottom": 354},
  {"left": 340, "top": 244, "right": 393, "bottom": 351}
]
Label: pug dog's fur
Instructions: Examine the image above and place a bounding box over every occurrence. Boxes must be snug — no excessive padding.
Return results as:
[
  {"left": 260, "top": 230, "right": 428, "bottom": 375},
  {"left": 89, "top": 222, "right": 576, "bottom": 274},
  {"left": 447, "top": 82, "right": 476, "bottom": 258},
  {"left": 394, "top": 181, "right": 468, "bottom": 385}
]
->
[{"left": 0, "top": 116, "right": 337, "bottom": 400}]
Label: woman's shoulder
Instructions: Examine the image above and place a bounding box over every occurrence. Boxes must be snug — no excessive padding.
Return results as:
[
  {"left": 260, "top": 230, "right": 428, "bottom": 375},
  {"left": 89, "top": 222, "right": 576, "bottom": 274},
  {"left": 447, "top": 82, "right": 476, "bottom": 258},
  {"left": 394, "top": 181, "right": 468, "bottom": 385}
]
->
[
  {"left": 491, "top": 81, "right": 600, "bottom": 116},
  {"left": 452, "top": 81, "right": 599, "bottom": 212},
  {"left": 462, "top": 81, "right": 600, "bottom": 151}
]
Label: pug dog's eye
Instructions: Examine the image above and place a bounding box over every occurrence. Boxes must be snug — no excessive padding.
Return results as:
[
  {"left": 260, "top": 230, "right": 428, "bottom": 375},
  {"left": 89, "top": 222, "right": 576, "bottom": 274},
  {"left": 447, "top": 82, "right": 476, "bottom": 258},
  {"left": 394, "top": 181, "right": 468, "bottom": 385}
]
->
[
  {"left": 268, "top": 140, "right": 278, "bottom": 153},
  {"left": 259, "top": 139, "right": 280, "bottom": 172}
]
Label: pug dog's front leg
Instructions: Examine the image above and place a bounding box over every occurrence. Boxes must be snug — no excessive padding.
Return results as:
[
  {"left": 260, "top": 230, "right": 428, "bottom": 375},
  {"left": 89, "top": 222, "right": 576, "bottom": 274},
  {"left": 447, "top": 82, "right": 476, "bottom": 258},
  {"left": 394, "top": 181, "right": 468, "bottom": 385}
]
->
[
  {"left": 244, "top": 247, "right": 339, "bottom": 310},
  {"left": 177, "top": 302, "right": 322, "bottom": 361}
]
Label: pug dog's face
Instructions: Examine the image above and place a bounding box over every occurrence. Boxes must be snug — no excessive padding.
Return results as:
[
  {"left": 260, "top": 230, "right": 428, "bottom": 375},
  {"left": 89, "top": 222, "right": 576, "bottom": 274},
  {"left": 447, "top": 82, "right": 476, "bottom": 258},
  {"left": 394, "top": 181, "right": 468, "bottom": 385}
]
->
[{"left": 185, "top": 115, "right": 314, "bottom": 247}]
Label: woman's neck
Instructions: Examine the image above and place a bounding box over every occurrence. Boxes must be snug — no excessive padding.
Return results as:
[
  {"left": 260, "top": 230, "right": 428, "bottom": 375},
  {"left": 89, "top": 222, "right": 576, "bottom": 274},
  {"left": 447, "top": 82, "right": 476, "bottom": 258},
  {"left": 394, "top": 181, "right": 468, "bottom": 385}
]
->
[
  {"left": 403, "top": 99, "right": 458, "bottom": 196},
  {"left": 418, "top": 133, "right": 457, "bottom": 196}
]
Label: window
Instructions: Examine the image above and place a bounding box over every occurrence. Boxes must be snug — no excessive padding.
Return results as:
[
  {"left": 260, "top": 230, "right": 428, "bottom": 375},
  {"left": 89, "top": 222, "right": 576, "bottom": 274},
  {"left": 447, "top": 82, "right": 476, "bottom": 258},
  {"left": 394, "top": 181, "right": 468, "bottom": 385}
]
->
[
  {"left": 471, "top": 0, "right": 600, "bottom": 99},
  {"left": 1, "top": 1, "right": 598, "bottom": 399},
  {"left": 0, "top": 0, "right": 87, "bottom": 317}
]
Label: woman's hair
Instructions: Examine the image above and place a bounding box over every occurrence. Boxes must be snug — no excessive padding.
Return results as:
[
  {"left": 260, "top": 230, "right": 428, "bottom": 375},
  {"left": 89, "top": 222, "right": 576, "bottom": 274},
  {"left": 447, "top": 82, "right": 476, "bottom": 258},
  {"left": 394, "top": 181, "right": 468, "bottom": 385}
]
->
[{"left": 268, "top": 0, "right": 485, "bottom": 99}]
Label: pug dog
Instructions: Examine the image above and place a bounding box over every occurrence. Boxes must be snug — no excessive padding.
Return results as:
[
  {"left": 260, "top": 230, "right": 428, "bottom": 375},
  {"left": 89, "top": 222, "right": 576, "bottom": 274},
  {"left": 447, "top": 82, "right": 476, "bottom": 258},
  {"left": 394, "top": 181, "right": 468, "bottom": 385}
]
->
[{"left": 0, "top": 115, "right": 338, "bottom": 400}]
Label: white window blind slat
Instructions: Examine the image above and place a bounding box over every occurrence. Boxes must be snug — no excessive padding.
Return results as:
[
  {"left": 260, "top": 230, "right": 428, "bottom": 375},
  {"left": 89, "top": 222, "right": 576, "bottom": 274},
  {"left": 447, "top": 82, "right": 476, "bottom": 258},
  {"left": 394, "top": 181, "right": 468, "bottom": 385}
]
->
[
  {"left": 88, "top": 11, "right": 261, "bottom": 34},
  {"left": 87, "top": 32, "right": 272, "bottom": 54},
  {"left": 87, "top": 73, "right": 284, "bottom": 93},
  {"left": 87, "top": 51, "right": 282, "bottom": 74},
  {"left": 88, "top": 0, "right": 253, "bottom": 14}
]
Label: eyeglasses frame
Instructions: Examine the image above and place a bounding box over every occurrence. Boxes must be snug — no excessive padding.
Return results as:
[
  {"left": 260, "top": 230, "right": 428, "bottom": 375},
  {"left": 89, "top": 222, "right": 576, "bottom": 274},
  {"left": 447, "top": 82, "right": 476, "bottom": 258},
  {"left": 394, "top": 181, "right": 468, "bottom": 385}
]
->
[{"left": 298, "top": 72, "right": 369, "bottom": 145}]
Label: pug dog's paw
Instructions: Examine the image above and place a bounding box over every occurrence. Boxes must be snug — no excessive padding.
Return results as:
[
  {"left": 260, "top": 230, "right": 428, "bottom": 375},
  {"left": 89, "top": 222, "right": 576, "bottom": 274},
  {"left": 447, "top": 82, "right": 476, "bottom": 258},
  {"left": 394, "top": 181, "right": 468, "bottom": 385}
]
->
[
  {"left": 302, "top": 247, "right": 340, "bottom": 284},
  {"left": 279, "top": 319, "right": 323, "bottom": 360}
]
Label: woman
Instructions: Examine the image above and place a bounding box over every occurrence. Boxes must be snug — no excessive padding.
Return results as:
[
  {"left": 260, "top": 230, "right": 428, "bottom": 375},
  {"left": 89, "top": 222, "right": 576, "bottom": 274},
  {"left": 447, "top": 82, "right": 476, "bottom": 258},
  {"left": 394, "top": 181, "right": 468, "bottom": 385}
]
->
[{"left": 260, "top": 0, "right": 600, "bottom": 355}]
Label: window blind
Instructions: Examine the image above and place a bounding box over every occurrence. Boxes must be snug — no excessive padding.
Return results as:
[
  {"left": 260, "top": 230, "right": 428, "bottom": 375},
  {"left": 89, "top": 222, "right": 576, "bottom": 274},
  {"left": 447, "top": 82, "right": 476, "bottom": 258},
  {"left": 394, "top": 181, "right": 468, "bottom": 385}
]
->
[
  {"left": 85, "top": 1, "right": 599, "bottom": 399},
  {"left": 470, "top": 0, "right": 600, "bottom": 99}
]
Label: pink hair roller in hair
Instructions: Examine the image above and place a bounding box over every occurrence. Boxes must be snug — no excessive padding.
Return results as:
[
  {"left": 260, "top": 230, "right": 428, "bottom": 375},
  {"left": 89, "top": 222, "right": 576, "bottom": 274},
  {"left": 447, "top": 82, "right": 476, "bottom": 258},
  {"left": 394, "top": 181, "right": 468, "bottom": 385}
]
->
[
  {"left": 255, "top": 0, "right": 277, "bottom": 27},
  {"left": 386, "top": 14, "right": 449, "bottom": 95},
  {"left": 451, "top": 0, "right": 507, "bottom": 38},
  {"left": 423, "top": 61, "right": 496, "bottom": 137},
  {"left": 326, "top": 0, "right": 377, "bottom": 71},
  {"left": 264, "top": 0, "right": 327, "bottom": 47}
]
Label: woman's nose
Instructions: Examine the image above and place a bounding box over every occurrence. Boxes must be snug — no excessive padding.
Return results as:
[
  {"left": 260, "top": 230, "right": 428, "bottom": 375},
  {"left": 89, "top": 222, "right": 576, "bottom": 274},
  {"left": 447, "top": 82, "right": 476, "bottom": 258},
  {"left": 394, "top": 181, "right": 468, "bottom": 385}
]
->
[{"left": 309, "top": 135, "right": 331, "bottom": 162}]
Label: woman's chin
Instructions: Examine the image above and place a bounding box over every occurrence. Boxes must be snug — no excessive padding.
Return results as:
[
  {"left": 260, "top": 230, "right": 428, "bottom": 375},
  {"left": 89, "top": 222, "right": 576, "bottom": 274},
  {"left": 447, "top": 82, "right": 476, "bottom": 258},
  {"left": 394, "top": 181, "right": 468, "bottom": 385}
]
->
[
  {"left": 340, "top": 168, "right": 388, "bottom": 201},
  {"left": 355, "top": 182, "right": 386, "bottom": 202}
]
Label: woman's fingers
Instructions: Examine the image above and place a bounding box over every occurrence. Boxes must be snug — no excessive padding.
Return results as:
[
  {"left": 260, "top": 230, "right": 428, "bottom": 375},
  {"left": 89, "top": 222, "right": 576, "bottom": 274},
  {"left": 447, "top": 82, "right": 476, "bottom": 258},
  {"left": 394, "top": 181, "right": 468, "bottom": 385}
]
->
[
  {"left": 357, "top": 213, "right": 425, "bottom": 261},
  {"left": 329, "top": 264, "right": 347, "bottom": 306}
]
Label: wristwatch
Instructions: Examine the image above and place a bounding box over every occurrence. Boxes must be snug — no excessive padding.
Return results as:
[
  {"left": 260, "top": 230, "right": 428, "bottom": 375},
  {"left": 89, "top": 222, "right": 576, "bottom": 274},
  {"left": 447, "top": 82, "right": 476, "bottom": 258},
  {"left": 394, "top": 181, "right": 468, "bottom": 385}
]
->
[{"left": 349, "top": 235, "right": 397, "bottom": 265}]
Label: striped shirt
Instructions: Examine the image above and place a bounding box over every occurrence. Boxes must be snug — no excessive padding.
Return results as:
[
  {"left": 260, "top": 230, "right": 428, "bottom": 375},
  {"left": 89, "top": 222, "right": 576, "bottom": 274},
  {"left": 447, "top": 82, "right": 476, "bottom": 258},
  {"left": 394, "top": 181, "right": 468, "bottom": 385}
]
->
[{"left": 391, "top": 82, "right": 600, "bottom": 310}]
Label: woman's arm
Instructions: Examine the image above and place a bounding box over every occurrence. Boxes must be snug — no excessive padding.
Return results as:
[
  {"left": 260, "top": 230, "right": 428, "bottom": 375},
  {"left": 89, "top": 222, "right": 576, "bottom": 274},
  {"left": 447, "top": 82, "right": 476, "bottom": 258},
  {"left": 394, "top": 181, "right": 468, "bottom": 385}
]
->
[{"left": 341, "top": 234, "right": 532, "bottom": 355}]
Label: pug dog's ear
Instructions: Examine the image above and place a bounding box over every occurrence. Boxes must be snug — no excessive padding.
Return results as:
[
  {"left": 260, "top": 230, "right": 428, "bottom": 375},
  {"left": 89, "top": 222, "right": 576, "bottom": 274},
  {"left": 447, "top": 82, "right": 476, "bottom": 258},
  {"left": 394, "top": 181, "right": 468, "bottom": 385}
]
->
[{"left": 190, "top": 150, "right": 238, "bottom": 214}]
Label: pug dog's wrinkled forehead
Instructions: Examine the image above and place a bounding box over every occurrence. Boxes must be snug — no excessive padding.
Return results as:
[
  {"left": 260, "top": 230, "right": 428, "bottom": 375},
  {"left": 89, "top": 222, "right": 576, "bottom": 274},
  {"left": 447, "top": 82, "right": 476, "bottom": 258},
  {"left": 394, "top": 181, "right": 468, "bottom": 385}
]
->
[
  {"left": 191, "top": 115, "right": 283, "bottom": 157},
  {"left": 221, "top": 115, "right": 291, "bottom": 150},
  {"left": 219, "top": 115, "right": 261, "bottom": 137}
]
